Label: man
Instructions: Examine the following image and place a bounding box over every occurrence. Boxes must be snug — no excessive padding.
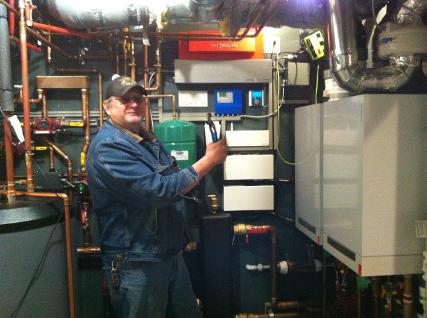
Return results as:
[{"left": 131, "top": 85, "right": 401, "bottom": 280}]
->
[{"left": 86, "top": 76, "right": 227, "bottom": 318}]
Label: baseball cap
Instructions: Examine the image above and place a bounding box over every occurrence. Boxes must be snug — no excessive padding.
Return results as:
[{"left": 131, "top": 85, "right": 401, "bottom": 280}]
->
[{"left": 105, "top": 76, "right": 147, "bottom": 99}]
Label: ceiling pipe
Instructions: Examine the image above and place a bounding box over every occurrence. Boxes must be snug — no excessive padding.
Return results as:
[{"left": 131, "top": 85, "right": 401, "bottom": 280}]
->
[{"left": 327, "top": 0, "right": 421, "bottom": 92}]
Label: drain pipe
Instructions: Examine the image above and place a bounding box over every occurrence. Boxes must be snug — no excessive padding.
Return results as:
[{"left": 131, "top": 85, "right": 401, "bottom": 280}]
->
[{"left": 327, "top": 0, "right": 420, "bottom": 92}]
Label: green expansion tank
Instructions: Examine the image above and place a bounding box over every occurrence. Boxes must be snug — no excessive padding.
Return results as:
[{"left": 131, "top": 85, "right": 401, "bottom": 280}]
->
[{"left": 154, "top": 119, "right": 197, "bottom": 169}]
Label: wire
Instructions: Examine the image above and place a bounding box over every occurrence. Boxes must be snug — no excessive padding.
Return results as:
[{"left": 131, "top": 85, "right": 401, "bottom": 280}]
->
[
  {"left": 315, "top": 64, "right": 320, "bottom": 104},
  {"left": 9, "top": 203, "right": 65, "bottom": 318},
  {"left": 371, "top": 0, "right": 379, "bottom": 27},
  {"left": 240, "top": 109, "right": 278, "bottom": 119},
  {"left": 178, "top": 193, "right": 202, "bottom": 204}
]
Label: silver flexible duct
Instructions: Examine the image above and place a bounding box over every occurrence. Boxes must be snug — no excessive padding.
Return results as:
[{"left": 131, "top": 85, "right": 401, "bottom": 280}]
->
[
  {"left": 45, "top": 0, "right": 199, "bottom": 30},
  {"left": 327, "top": 0, "right": 421, "bottom": 92},
  {"left": 396, "top": 0, "right": 427, "bottom": 23}
]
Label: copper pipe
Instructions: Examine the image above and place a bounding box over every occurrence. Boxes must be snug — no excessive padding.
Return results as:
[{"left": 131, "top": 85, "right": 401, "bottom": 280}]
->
[
  {"left": 14, "top": 85, "right": 43, "bottom": 104},
  {"left": 45, "top": 140, "right": 73, "bottom": 185},
  {"left": 115, "top": 42, "right": 120, "bottom": 74},
  {"left": 2, "top": 190, "right": 75, "bottom": 318},
  {"left": 99, "top": 30, "right": 260, "bottom": 41},
  {"left": 19, "top": 0, "right": 33, "bottom": 191},
  {"left": 32, "top": 21, "right": 91, "bottom": 39},
  {"left": 123, "top": 36, "right": 128, "bottom": 77},
  {"left": 146, "top": 94, "right": 176, "bottom": 119},
  {"left": 98, "top": 72, "right": 103, "bottom": 127},
  {"left": 8, "top": 0, "right": 15, "bottom": 34},
  {"left": 130, "top": 40, "right": 136, "bottom": 81},
  {"left": 77, "top": 246, "right": 101, "bottom": 255},
  {"left": 235, "top": 313, "right": 303, "bottom": 318},
  {"left": 143, "top": 44, "right": 149, "bottom": 87},
  {"left": 145, "top": 97, "right": 151, "bottom": 132},
  {"left": 27, "top": 27, "right": 78, "bottom": 60},
  {"left": 403, "top": 275, "right": 413, "bottom": 318},
  {"left": 10, "top": 35, "right": 42, "bottom": 52},
  {"left": 46, "top": 33, "right": 103, "bottom": 131},
  {"left": 3, "top": 112, "right": 16, "bottom": 202},
  {"left": 274, "top": 301, "right": 304, "bottom": 311},
  {"left": 40, "top": 89, "right": 48, "bottom": 119},
  {"left": 81, "top": 88, "right": 90, "bottom": 169},
  {"left": 49, "top": 145, "right": 55, "bottom": 171},
  {"left": 143, "top": 39, "right": 162, "bottom": 92}
]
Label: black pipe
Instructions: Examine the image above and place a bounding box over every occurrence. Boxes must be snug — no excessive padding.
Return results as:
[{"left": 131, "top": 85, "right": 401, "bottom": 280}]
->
[{"left": 0, "top": 3, "right": 14, "bottom": 111}]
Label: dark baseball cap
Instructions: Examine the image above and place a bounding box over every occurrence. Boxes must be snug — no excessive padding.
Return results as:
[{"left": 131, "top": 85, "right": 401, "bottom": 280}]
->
[{"left": 105, "top": 76, "right": 147, "bottom": 99}]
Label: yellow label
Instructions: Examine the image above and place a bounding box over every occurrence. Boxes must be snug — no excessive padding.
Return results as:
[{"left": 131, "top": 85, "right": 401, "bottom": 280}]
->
[
  {"left": 80, "top": 152, "right": 86, "bottom": 167},
  {"left": 35, "top": 146, "right": 48, "bottom": 151},
  {"left": 69, "top": 121, "right": 84, "bottom": 127}
]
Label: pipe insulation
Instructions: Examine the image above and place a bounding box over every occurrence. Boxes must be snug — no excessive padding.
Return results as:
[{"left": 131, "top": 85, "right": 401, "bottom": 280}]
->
[
  {"left": 44, "top": 0, "right": 199, "bottom": 30},
  {"left": 327, "top": 0, "right": 421, "bottom": 92},
  {"left": 0, "top": 3, "right": 14, "bottom": 111},
  {"left": 396, "top": 0, "right": 427, "bottom": 23}
]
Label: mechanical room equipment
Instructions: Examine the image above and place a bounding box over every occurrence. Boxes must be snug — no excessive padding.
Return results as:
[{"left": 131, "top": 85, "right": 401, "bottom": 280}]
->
[{"left": 154, "top": 119, "right": 197, "bottom": 169}]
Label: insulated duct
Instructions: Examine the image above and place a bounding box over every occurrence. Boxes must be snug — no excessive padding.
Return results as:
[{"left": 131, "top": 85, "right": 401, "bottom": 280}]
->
[
  {"left": 327, "top": 0, "right": 422, "bottom": 92},
  {"left": 45, "top": 0, "right": 153, "bottom": 30},
  {"left": 44, "top": 0, "right": 212, "bottom": 30},
  {"left": 0, "top": 3, "right": 14, "bottom": 111},
  {"left": 395, "top": 0, "right": 427, "bottom": 23}
]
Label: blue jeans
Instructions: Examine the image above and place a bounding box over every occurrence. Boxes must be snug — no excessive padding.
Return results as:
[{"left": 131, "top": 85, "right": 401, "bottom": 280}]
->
[{"left": 102, "top": 252, "right": 202, "bottom": 318}]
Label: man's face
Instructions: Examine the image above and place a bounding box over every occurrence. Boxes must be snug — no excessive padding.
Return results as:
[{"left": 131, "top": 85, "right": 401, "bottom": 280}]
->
[{"left": 104, "top": 88, "right": 146, "bottom": 132}]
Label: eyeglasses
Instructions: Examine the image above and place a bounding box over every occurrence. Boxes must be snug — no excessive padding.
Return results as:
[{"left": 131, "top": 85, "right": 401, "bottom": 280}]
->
[
  {"left": 110, "top": 95, "right": 145, "bottom": 104},
  {"left": 121, "top": 95, "right": 145, "bottom": 104}
]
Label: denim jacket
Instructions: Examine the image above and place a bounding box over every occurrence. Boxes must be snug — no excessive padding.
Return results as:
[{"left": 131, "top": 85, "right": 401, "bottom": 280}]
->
[{"left": 86, "top": 121, "right": 199, "bottom": 261}]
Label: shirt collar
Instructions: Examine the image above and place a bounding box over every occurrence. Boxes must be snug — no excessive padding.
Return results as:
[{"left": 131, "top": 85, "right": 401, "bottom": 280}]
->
[{"left": 108, "top": 119, "right": 144, "bottom": 143}]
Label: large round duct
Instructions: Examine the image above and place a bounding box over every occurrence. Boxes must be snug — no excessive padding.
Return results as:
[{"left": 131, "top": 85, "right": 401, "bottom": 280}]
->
[{"left": 45, "top": 0, "right": 154, "bottom": 30}]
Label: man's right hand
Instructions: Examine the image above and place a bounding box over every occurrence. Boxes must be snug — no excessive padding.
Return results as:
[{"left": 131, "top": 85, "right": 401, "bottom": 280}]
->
[
  {"left": 191, "top": 138, "right": 227, "bottom": 181},
  {"left": 205, "top": 139, "right": 227, "bottom": 167}
]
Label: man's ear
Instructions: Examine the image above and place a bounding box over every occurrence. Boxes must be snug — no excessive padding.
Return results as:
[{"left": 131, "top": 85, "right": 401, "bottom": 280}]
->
[{"left": 103, "top": 101, "right": 110, "bottom": 116}]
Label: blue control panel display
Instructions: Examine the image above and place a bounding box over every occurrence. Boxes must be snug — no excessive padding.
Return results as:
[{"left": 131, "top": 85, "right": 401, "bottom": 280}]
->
[{"left": 214, "top": 90, "right": 242, "bottom": 115}]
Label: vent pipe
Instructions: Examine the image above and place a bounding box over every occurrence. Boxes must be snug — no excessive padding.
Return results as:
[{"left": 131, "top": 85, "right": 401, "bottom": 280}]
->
[
  {"left": 44, "top": 0, "right": 208, "bottom": 30},
  {"left": 327, "top": 0, "right": 421, "bottom": 92},
  {"left": 0, "top": 3, "right": 14, "bottom": 111}
]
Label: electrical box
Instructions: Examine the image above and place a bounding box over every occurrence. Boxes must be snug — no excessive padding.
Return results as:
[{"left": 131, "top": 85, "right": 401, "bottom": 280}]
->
[
  {"left": 295, "top": 104, "right": 323, "bottom": 245},
  {"left": 322, "top": 94, "right": 427, "bottom": 276},
  {"left": 223, "top": 185, "right": 274, "bottom": 211},
  {"left": 224, "top": 154, "right": 274, "bottom": 180},
  {"left": 287, "top": 62, "right": 310, "bottom": 86},
  {"left": 248, "top": 90, "right": 265, "bottom": 107},
  {"left": 226, "top": 130, "right": 270, "bottom": 147},
  {"left": 214, "top": 90, "right": 242, "bottom": 115}
]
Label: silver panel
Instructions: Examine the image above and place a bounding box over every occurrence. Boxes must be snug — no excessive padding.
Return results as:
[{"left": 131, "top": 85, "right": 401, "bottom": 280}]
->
[
  {"left": 174, "top": 59, "right": 272, "bottom": 83},
  {"left": 322, "top": 94, "right": 427, "bottom": 275}
]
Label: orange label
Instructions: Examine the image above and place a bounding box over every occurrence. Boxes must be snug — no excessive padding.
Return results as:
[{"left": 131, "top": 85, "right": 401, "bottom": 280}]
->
[{"left": 189, "top": 38, "right": 256, "bottom": 53}]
